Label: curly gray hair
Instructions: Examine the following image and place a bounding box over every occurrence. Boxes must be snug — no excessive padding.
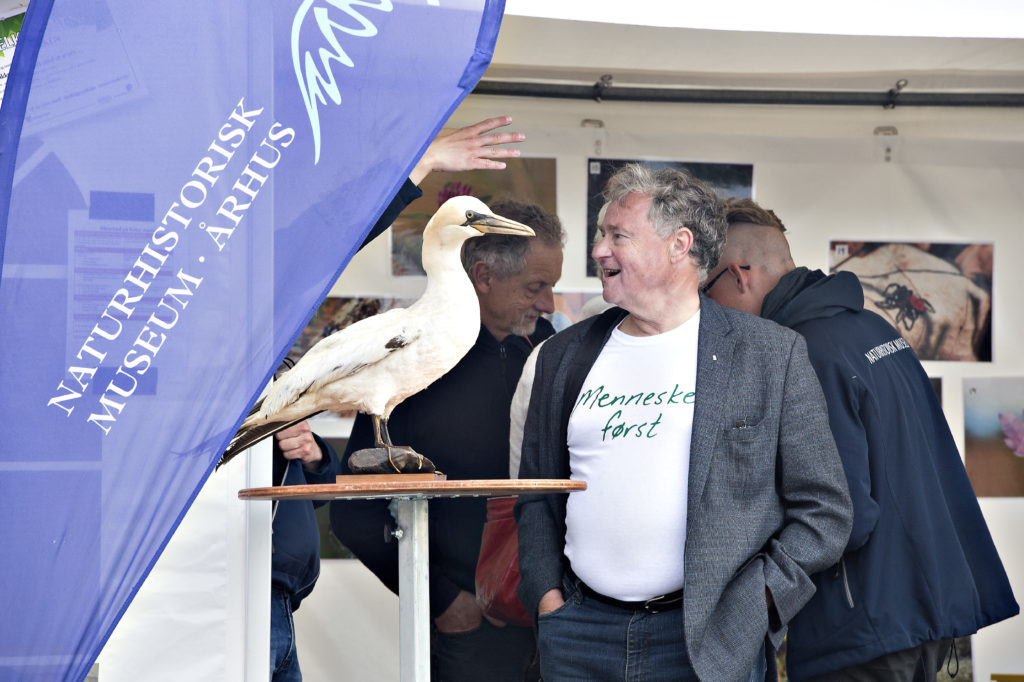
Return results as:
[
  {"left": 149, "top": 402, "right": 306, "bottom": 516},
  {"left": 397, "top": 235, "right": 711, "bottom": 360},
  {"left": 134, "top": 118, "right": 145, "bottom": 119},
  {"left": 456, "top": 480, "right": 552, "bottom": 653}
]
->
[{"left": 602, "top": 163, "right": 727, "bottom": 281}]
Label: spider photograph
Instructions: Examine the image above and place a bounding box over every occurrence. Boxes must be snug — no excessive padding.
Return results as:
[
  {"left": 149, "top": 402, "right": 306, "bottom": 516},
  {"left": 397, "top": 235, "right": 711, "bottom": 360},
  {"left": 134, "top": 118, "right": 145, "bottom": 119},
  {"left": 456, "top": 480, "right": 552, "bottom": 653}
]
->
[{"left": 829, "top": 240, "right": 993, "bottom": 362}]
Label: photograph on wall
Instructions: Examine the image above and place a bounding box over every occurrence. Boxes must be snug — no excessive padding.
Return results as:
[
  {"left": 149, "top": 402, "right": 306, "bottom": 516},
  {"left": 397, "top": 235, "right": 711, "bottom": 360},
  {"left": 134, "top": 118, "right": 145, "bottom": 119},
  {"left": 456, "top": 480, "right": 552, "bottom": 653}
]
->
[
  {"left": 964, "top": 376, "right": 1024, "bottom": 497},
  {"left": 391, "top": 157, "right": 557, "bottom": 276},
  {"left": 284, "top": 295, "right": 417, "bottom": 418},
  {"left": 828, "top": 241, "right": 993, "bottom": 362},
  {"left": 550, "top": 291, "right": 611, "bottom": 332},
  {"left": 930, "top": 377, "right": 943, "bottom": 407},
  {"left": 287, "top": 294, "right": 417, "bottom": 362},
  {"left": 585, "top": 158, "right": 753, "bottom": 277}
]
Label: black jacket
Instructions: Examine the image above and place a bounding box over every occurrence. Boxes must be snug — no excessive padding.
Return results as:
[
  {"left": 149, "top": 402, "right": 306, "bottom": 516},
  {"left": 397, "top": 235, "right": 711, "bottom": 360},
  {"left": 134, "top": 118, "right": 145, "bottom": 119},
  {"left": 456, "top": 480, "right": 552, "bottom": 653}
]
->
[
  {"left": 330, "top": 320, "right": 554, "bottom": 617},
  {"left": 764, "top": 268, "right": 1019, "bottom": 680},
  {"left": 271, "top": 434, "right": 340, "bottom": 609}
]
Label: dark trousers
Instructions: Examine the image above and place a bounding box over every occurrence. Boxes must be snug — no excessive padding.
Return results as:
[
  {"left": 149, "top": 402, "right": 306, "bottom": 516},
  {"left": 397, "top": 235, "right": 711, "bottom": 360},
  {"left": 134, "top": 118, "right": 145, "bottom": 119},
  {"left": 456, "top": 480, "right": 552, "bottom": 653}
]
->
[
  {"left": 431, "top": 618, "right": 536, "bottom": 682},
  {"left": 803, "top": 639, "right": 953, "bottom": 682}
]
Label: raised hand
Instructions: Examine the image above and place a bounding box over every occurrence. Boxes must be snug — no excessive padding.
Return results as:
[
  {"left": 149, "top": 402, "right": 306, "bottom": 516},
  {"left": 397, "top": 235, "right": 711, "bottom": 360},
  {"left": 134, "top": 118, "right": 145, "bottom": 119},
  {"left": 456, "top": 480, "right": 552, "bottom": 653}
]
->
[{"left": 410, "top": 115, "right": 525, "bottom": 184}]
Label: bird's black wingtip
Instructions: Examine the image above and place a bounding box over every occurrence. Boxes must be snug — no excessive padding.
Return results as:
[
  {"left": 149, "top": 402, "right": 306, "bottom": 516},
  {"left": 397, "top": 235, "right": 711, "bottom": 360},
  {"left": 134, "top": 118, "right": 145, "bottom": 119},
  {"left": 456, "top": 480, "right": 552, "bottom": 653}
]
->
[{"left": 215, "top": 411, "right": 327, "bottom": 471}]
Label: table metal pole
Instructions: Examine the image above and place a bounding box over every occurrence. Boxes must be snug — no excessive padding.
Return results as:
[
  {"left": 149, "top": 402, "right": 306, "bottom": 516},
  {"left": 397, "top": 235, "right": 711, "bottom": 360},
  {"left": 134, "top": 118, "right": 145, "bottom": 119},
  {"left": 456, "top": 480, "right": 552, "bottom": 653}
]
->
[
  {"left": 239, "top": 480, "right": 585, "bottom": 680},
  {"left": 390, "top": 497, "right": 430, "bottom": 682}
]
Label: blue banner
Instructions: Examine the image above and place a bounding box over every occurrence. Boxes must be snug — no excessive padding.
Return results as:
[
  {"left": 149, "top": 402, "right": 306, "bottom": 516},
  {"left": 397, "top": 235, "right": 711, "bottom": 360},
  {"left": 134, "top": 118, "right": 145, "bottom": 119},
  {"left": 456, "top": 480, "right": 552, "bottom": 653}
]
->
[{"left": 0, "top": 1, "right": 503, "bottom": 679}]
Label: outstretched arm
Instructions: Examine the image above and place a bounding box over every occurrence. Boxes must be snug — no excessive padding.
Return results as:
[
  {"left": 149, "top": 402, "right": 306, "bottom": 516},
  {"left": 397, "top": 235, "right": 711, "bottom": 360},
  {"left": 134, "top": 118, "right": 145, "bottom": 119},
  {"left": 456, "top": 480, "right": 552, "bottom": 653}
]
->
[
  {"left": 409, "top": 115, "right": 524, "bottom": 185},
  {"left": 359, "top": 115, "right": 525, "bottom": 249}
]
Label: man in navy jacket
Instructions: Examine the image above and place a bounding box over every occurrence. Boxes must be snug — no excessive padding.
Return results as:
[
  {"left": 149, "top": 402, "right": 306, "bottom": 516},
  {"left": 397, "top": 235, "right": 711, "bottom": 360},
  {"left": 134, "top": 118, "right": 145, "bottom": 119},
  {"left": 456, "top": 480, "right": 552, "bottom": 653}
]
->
[
  {"left": 706, "top": 198, "right": 1018, "bottom": 681},
  {"left": 270, "top": 422, "right": 340, "bottom": 681}
]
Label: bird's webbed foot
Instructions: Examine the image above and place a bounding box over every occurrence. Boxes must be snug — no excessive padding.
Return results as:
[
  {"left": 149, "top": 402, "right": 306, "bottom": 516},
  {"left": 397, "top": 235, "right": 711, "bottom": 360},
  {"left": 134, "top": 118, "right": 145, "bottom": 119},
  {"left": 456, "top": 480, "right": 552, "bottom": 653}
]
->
[{"left": 347, "top": 446, "right": 437, "bottom": 474}]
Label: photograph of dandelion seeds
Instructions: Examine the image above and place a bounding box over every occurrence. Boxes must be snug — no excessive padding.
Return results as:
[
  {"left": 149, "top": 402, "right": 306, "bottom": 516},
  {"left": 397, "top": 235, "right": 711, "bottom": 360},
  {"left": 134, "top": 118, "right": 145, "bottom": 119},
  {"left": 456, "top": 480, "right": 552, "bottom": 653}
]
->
[{"left": 964, "top": 376, "right": 1024, "bottom": 497}]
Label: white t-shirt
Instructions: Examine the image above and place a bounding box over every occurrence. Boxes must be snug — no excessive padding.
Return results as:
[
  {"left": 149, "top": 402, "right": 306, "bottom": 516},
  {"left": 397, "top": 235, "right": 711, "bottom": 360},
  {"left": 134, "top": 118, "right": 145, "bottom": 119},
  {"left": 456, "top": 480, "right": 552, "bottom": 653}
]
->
[
  {"left": 564, "top": 312, "right": 699, "bottom": 601},
  {"left": 509, "top": 341, "right": 544, "bottom": 478}
]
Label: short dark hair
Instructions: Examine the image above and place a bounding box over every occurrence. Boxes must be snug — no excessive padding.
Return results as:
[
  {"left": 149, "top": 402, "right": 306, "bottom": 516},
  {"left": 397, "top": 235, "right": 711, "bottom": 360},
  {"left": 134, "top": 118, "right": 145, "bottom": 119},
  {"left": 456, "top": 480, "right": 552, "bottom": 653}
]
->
[
  {"left": 723, "top": 197, "right": 786, "bottom": 232},
  {"left": 461, "top": 199, "right": 565, "bottom": 279}
]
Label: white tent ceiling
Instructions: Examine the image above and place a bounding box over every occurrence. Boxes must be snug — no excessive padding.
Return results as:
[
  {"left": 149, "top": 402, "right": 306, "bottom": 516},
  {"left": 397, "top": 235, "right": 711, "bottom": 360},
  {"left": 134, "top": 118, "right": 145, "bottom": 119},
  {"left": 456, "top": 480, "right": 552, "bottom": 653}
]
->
[
  {"left": 2, "top": 1, "right": 1021, "bottom": 97},
  {"left": 487, "top": 15, "right": 1024, "bottom": 99},
  {"left": 504, "top": 0, "right": 1024, "bottom": 39},
  {"left": 488, "top": 5, "right": 1024, "bottom": 103}
]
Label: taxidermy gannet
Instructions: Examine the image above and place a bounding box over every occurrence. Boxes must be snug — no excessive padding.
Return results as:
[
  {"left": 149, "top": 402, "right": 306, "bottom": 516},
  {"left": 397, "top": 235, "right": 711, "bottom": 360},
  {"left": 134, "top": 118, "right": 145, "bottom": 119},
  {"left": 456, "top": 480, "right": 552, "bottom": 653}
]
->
[{"left": 217, "top": 195, "right": 535, "bottom": 470}]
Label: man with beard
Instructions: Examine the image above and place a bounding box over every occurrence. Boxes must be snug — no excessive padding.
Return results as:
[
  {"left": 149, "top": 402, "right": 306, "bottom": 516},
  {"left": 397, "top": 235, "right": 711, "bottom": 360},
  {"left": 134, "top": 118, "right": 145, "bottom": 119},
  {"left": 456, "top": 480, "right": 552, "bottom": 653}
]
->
[
  {"left": 330, "top": 199, "right": 565, "bottom": 681},
  {"left": 269, "top": 114, "right": 527, "bottom": 681}
]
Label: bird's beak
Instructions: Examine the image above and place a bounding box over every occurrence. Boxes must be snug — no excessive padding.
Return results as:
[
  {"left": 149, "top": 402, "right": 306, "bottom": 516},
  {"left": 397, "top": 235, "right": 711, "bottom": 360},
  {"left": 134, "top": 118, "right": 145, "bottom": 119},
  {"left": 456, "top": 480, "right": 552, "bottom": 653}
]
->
[{"left": 464, "top": 211, "right": 536, "bottom": 237}]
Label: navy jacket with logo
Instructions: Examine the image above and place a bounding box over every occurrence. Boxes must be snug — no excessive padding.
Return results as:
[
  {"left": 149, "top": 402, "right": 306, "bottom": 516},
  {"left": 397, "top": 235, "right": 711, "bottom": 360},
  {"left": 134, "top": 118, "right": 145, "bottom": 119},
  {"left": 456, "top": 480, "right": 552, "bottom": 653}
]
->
[
  {"left": 764, "top": 268, "right": 1018, "bottom": 680},
  {"left": 271, "top": 434, "right": 339, "bottom": 609}
]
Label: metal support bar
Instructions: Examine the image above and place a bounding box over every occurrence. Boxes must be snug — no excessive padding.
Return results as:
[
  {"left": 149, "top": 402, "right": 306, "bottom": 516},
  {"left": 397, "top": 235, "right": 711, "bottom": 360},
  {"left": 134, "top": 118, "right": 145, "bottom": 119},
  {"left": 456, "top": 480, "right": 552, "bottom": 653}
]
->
[
  {"left": 390, "top": 497, "right": 430, "bottom": 682},
  {"left": 472, "top": 80, "right": 1024, "bottom": 108}
]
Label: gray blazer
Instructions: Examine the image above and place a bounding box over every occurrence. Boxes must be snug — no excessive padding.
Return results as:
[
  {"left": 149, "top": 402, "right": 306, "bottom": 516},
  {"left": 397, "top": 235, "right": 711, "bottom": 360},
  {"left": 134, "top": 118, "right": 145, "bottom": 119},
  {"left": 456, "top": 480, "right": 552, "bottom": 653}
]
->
[{"left": 515, "top": 297, "right": 853, "bottom": 682}]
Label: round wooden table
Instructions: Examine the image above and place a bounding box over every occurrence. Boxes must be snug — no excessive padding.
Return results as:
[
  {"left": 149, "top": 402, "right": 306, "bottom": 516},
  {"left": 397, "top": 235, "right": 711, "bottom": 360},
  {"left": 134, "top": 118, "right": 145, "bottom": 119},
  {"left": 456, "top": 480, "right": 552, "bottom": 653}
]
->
[{"left": 239, "top": 477, "right": 585, "bottom": 682}]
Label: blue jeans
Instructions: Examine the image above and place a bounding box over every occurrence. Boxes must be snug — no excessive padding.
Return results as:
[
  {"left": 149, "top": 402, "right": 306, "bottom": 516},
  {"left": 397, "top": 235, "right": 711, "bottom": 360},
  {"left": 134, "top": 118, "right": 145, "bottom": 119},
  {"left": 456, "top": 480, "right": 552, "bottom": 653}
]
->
[
  {"left": 270, "top": 587, "right": 302, "bottom": 682},
  {"left": 538, "top": 574, "right": 768, "bottom": 682}
]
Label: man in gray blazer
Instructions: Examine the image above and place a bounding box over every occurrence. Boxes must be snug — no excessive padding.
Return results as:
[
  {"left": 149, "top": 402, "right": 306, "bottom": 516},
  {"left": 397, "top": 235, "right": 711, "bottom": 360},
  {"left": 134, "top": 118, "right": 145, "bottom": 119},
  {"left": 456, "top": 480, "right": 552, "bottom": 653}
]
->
[{"left": 515, "top": 164, "right": 853, "bottom": 682}]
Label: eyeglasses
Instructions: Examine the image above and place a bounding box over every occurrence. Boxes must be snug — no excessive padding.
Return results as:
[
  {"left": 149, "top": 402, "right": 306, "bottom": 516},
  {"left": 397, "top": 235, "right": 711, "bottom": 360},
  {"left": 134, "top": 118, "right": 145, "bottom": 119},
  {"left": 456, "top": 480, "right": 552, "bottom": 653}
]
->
[{"left": 701, "top": 265, "right": 750, "bottom": 295}]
